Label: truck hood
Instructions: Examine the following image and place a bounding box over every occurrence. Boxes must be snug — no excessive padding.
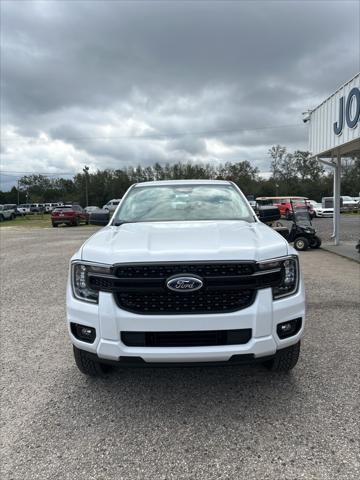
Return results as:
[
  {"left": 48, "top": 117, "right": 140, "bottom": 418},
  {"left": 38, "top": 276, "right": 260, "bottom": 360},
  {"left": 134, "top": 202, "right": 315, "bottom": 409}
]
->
[{"left": 80, "top": 221, "right": 289, "bottom": 264}]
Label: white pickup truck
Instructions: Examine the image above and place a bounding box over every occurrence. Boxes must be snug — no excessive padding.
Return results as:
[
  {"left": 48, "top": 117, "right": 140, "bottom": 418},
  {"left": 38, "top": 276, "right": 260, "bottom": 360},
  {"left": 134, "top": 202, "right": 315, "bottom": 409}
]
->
[
  {"left": 102, "top": 199, "right": 122, "bottom": 213},
  {"left": 0, "top": 205, "right": 16, "bottom": 221},
  {"left": 67, "top": 180, "right": 305, "bottom": 377}
]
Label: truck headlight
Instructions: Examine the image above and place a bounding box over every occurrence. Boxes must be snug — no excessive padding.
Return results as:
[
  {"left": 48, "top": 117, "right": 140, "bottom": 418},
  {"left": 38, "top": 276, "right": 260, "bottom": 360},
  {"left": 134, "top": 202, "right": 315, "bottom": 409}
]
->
[
  {"left": 71, "top": 262, "right": 111, "bottom": 303},
  {"left": 272, "top": 256, "right": 299, "bottom": 299},
  {"left": 258, "top": 256, "right": 299, "bottom": 299}
]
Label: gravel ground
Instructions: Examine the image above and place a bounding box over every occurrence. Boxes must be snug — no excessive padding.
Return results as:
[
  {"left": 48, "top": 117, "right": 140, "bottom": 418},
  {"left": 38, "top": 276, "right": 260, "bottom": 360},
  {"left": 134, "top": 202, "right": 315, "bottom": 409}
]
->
[{"left": 1, "top": 227, "right": 359, "bottom": 480}]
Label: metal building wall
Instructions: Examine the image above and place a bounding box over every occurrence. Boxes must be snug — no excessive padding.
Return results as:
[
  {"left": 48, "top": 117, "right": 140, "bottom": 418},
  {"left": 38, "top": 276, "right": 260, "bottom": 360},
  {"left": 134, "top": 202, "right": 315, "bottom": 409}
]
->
[{"left": 309, "top": 73, "right": 360, "bottom": 157}]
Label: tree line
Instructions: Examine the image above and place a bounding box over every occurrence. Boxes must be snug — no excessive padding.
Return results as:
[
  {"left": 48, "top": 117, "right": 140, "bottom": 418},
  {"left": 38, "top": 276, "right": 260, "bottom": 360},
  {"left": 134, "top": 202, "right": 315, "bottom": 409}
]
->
[{"left": 1, "top": 146, "right": 359, "bottom": 206}]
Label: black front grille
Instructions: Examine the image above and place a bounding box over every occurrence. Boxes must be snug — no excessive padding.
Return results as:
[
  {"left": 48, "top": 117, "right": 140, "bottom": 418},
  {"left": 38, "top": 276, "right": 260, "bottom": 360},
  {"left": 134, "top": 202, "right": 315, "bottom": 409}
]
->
[
  {"left": 89, "top": 276, "right": 114, "bottom": 290},
  {"left": 115, "top": 289, "right": 255, "bottom": 314},
  {"left": 114, "top": 262, "right": 255, "bottom": 278},
  {"left": 88, "top": 261, "right": 282, "bottom": 315},
  {"left": 121, "top": 329, "right": 252, "bottom": 347}
]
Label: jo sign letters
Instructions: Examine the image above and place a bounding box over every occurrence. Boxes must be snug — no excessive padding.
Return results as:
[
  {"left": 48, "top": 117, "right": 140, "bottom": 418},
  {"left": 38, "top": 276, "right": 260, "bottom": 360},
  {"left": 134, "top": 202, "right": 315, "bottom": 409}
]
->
[{"left": 333, "top": 87, "right": 360, "bottom": 135}]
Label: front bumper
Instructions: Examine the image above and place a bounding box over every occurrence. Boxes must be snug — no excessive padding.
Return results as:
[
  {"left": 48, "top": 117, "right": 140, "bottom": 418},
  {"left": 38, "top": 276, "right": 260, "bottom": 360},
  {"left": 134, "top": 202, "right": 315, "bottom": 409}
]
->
[
  {"left": 317, "top": 211, "right": 333, "bottom": 217},
  {"left": 66, "top": 276, "right": 305, "bottom": 364},
  {"left": 53, "top": 218, "right": 74, "bottom": 225}
]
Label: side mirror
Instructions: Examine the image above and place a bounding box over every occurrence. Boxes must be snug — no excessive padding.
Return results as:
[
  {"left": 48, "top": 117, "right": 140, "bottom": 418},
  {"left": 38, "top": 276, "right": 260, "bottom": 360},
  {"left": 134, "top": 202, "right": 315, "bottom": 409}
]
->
[
  {"left": 89, "top": 210, "right": 109, "bottom": 226},
  {"left": 257, "top": 205, "right": 281, "bottom": 224}
]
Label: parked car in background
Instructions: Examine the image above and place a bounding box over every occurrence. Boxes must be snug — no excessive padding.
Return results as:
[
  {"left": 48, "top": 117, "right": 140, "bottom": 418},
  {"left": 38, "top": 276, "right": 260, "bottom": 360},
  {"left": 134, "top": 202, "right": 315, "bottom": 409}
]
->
[
  {"left": 89, "top": 209, "right": 110, "bottom": 224},
  {"left": 102, "top": 199, "right": 121, "bottom": 213},
  {"left": 310, "top": 202, "right": 333, "bottom": 218},
  {"left": 256, "top": 196, "right": 313, "bottom": 219},
  {"left": 29, "top": 204, "right": 45, "bottom": 213},
  {"left": 0, "top": 205, "right": 16, "bottom": 221},
  {"left": 44, "top": 202, "right": 63, "bottom": 213},
  {"left": 51, "top": 205, "right": 89, "bottom": 227},
  {"left": 85, "top": 206, "right": 101, "bottom": 214},
  {"left": 322, "top": 196, "right": 358, "bottom": 212},
  {"left": 17, "top": 204, "right": 31, "bottom": 215},
  {"left": 3, "top": 204, "right": 21, "bottom": 216},
  {"left": 340, "top": 196, "right": 358, "bottom": 211}
]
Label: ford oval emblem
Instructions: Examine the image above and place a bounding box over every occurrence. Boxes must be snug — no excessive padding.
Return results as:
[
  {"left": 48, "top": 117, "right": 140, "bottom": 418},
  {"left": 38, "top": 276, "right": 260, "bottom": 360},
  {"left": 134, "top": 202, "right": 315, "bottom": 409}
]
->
[{"left": 166, "top": 275, "right": 203, "bottom": 292}]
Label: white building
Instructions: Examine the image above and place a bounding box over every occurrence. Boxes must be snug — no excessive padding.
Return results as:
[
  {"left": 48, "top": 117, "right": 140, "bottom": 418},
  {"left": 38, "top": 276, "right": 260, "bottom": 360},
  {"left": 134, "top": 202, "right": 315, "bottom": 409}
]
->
[{"left": 307, "top": 73, "right": 360, "bottom": 244}]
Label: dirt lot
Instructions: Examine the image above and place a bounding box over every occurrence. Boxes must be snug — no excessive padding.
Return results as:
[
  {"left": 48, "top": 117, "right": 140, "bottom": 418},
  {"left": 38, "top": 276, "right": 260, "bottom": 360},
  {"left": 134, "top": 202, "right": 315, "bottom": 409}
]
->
[{"left": 0, "top": 227, "right": 359, "bottom": 480}]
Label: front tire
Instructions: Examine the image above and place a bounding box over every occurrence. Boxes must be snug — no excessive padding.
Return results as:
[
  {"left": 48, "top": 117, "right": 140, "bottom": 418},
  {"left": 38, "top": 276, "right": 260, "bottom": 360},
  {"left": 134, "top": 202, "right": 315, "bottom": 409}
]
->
[
  {"left": 73, "top": 346, "right": 111, "bottom": 377},
  {"left": 309, "top": 235, "right": 321, "bottom": 249},
  {"left": 294, "top": 236, "right": 309, "bottom": 251},
  {"left": 263, "top": 342, "right": 300, "bottom": 372}
]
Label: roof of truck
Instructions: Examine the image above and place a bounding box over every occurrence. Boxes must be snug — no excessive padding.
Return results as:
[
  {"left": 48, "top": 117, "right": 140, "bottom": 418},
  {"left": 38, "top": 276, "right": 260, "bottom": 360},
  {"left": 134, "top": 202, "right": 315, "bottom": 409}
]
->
[{"left": 134, "top": 180, "right": 232, "bottom": 187}]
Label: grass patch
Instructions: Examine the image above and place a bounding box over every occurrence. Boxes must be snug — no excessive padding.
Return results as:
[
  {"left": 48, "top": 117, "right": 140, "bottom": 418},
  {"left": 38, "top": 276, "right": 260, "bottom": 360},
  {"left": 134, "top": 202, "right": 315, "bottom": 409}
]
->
[
  {"left": 0, "top": 214, "right": 53, "bottom": 228},
  {"left": 0, "top": 215, "right": 94, "bottom": 229}
]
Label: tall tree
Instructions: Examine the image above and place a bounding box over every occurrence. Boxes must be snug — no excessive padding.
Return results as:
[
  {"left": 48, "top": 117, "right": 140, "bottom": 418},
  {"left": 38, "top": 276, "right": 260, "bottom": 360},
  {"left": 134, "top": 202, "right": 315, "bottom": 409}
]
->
[
  {"left": 268, "top": 145, "right": 287, "bottom": 182},
  {"left": 293, "top": 150, "right": 325, "bottom": 181}
]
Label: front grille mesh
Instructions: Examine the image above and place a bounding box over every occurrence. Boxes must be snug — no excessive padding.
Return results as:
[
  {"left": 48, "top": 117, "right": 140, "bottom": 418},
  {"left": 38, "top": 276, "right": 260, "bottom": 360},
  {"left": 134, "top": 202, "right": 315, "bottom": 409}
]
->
[
  {"left": 87, "top": 261, "right": 281, "bottom": 315},
  {"left": 115, "top": 289, "right": 255, "bottom": 314},
  {"left": 89, "top": 276, "right": 113, "bottom": 290}
]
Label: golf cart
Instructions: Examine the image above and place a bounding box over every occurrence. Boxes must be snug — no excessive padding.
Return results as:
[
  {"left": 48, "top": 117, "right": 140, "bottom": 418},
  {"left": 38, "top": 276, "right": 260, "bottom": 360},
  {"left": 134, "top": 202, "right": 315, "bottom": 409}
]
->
[
  {"left": 257, "top": 201, "right": 321, "bottom": 251},
  {"left": 284, "top": 199, "right": 321, "bottom": 251}
]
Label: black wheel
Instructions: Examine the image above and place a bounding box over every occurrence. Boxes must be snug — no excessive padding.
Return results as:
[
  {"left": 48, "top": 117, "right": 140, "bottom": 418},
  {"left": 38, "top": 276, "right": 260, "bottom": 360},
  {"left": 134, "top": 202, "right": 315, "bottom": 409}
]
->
[
  {"left": 285, "top": 209, "right": 292, "bottom": 220},
  {"left": 52, "top": 222, "right": 58, "bottom": 228},
  {"left": 294, "top": 236, "right": 309, "bottom": 251},
  {"left": 263, "top": 342, "right": 301, "bottom": 372},
  {"left": 0, "top": 215, "right": 3, "bottom": 222},
  {"left": 11, "top": 213, "right": 15, "bottom": 220},
  {"left": 309, "top": 235, "right": 321, "bottom": 249},
  {"left": 74, "top": 218, "right": 80, "bottom": 226},
  {"left": 73, "top": 346, "right": 111, "bottom": 377}
]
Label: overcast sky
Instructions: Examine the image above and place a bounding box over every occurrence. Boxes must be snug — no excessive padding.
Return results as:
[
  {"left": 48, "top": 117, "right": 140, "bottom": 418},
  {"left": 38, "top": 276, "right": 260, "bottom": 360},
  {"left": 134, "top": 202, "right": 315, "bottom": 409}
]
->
[{"left": 1, "top": 0, "right": 359, "bottom": 190}]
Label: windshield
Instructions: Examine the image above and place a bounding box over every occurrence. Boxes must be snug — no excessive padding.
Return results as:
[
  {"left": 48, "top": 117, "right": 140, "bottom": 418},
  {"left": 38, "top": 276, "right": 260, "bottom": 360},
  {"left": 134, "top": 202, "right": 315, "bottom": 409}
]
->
[
  {"left": 114, "top": 184, "right": 255, "bottom": 223},
  {"left": 54, "top": 206, "right": 73, "bottom": 211},
  {"left": 291, "top": 201, "right": 311, "bottom": 225}
]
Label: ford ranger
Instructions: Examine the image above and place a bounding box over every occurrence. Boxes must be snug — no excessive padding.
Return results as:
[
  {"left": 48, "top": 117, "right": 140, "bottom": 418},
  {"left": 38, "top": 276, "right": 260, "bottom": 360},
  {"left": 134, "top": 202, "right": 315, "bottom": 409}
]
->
[{"left": 67, "top": 180, "right": 305, "bottom": 376}]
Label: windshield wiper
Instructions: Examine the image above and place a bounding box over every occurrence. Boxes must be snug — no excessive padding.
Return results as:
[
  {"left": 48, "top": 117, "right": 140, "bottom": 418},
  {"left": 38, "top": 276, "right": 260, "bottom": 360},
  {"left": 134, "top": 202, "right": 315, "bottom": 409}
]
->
[{"left": 112, "top": 220, "right": 133, "bottom": 226}]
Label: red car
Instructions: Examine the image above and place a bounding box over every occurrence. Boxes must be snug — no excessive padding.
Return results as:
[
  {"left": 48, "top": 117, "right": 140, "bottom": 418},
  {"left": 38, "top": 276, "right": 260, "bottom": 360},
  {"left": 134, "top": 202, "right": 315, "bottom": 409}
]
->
[
  {"left": 256, "top": 196, "right": 314, "bottom": 219},
  {"left": 51, "top": 205, "right": 89, "bottom": 227}
]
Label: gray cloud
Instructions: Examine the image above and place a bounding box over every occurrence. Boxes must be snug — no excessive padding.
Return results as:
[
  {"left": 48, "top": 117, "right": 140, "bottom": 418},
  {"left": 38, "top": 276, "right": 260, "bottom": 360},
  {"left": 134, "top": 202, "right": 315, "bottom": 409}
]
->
[{"left": 1, "top": 0, "right": 359, "bottom": 186}]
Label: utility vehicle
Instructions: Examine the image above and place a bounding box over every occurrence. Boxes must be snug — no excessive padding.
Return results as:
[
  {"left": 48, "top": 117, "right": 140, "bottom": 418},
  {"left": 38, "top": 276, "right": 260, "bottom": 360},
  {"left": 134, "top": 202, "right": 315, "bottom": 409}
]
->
[{"left": 66, "top": 181, "right": 305, "bottom": 376}]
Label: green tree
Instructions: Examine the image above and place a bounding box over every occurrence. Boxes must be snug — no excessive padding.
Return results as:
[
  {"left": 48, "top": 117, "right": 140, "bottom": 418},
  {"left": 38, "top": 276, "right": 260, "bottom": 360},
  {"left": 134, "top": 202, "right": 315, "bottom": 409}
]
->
[
  {"left": 269, "top": 145, "right": 287, "bottom": 183},
  {"left": 293, "top": 150, "right": 325, "bottom": 181}
]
